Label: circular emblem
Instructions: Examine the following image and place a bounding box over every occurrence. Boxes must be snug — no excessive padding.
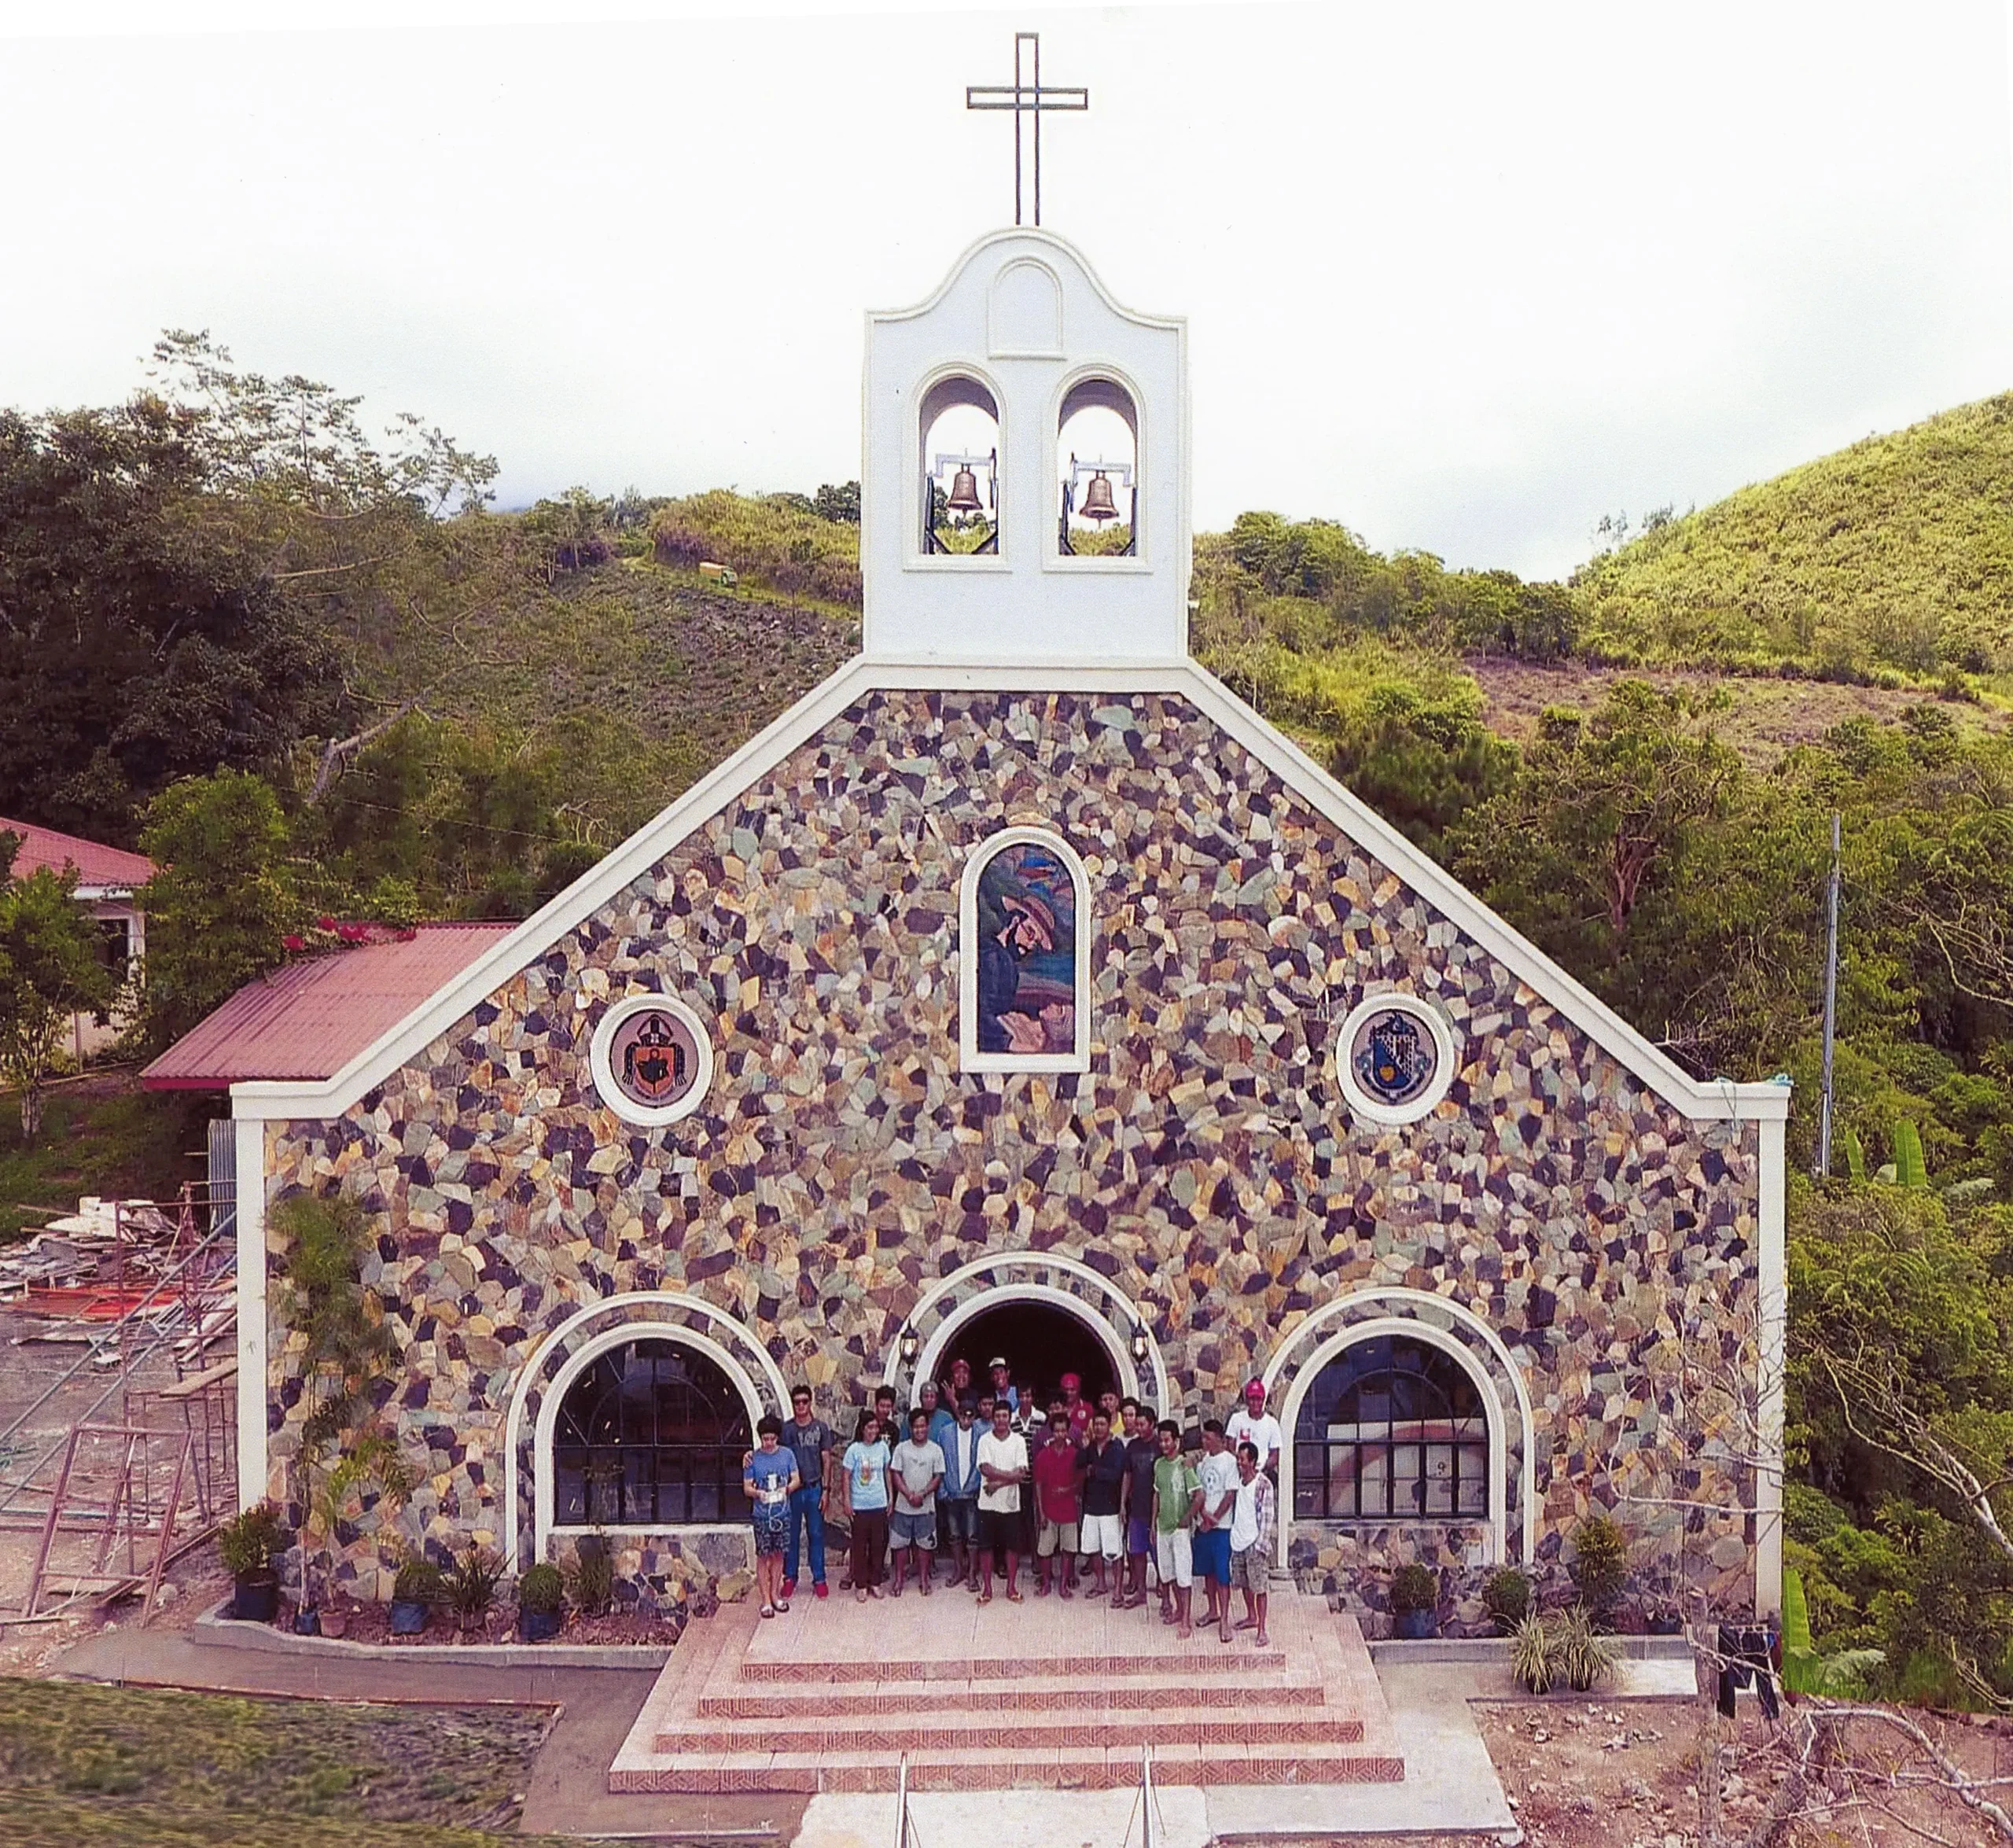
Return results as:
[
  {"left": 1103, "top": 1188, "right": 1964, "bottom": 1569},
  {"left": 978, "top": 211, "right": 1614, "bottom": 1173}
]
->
[
  {"left": 589, "top": 995, "right": 713, "bottom": 1128},
  {"left": 1334, "top": 993, "right": 1457, "bottom": 1127}
]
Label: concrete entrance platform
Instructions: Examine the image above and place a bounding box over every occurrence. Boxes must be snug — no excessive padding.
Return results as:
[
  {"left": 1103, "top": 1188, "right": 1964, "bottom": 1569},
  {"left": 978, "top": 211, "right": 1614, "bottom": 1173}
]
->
[
  {"left": 612, "top": 1582, "right": 1404, "bottom": 1793},
  {"left": 786, "top": 1651, "right": 1525, "bottom": 1843}
]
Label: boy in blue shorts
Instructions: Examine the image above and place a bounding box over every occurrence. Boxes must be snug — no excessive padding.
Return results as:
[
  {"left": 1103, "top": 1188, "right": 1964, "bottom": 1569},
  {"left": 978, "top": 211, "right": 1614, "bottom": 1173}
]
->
[
  {"left": 1194, "top": 1418, "right": 1239, "bottom": 1640},
  {"left": 744, "top": 1414, "right": 800, "bottom": 1619}
]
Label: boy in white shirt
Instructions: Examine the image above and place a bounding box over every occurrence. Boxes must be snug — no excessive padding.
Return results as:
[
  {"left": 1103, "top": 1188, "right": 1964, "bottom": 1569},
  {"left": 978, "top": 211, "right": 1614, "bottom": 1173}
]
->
[{"left": 974, "top": 1400, "right": 1029, "bottom": 1604}]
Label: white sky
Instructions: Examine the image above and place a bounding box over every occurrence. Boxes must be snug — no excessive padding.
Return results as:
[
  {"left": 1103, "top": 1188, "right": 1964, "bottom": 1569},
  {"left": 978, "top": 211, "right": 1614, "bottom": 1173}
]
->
[{"left": 2, "top": 0, "right": 2010, "bottom": 578}]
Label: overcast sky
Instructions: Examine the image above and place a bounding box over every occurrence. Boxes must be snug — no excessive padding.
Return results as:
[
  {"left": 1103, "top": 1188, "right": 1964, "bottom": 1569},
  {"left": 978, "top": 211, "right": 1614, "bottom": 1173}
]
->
[{"left": 2, "top": 0, "right": 2010, "bottom": 578}]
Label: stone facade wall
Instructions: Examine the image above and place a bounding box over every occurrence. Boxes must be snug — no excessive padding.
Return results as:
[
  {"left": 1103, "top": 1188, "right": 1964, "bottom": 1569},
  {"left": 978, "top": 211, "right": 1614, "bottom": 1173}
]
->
[{"left": 263, "top": 689, "right": 1765, "bottom": 1613}]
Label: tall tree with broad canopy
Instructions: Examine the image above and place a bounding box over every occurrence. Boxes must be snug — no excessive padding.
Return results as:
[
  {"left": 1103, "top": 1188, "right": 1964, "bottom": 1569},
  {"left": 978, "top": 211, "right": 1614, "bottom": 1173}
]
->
[{"left": 0, "top": 837, "right": 116, "bottom": 1138}]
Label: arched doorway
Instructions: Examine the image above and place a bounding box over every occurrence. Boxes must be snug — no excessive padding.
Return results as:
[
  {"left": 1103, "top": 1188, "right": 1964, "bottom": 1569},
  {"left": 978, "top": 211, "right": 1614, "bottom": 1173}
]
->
[{"left": 936, "top": 1298, "right": 1119, "bottom": 1415}]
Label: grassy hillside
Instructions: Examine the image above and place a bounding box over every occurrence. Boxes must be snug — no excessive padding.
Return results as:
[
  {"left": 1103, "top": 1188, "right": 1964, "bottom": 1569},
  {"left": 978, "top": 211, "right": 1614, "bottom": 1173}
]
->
[{"left": 1573, "top": 393, "right": 2013, "bottom": 680}]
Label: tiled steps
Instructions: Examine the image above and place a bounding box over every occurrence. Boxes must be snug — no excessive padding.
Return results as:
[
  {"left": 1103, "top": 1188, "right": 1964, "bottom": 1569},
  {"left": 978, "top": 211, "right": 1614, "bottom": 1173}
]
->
[{"left": 609, "top": 1585, "right": 1404, "bottom": 1795}]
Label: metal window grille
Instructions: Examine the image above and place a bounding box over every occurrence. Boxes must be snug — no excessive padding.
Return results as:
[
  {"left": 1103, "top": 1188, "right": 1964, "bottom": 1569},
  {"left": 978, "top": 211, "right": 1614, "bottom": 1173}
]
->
[
  {"left": 553, "top": 1339, "right": 753, "bottom": 1526},
  {"left": 1291, "top": 1334, "right": 1489, "bottom": 1522}
]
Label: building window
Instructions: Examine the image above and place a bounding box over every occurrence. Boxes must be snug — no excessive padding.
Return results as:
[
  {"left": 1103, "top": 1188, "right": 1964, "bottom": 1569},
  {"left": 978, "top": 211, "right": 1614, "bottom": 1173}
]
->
[
  {"left": 1292, "top": 1334, "right": 1489, "bottom": 1522},
  {"left": 553, "top": 1338, "right": 753, "bottom": 1526},
  {"left": 919, "top": 374, "right": 1001, "bottom": 555},
  {"left": 959, "top": 826, "right": 1091, "bottom": 1074},
  {"left": 1054, "top": 375, "right": 1138, "bottom": 558}
]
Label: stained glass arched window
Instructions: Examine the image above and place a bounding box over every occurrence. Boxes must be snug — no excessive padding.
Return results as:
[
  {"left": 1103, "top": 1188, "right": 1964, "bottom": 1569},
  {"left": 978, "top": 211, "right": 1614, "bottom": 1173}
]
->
[
  {"left": 1292, "top": 1334, "right": 1489, "bottom": 1522},
  {"left": 553, "top": 1338, "right": 753, "bottom": 1527}
]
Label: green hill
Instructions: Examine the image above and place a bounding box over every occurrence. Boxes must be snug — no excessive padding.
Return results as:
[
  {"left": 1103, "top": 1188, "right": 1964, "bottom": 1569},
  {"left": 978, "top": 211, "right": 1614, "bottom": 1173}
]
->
[{"left": 1573, "top": 393, "right": 2013, "bottom": 680}]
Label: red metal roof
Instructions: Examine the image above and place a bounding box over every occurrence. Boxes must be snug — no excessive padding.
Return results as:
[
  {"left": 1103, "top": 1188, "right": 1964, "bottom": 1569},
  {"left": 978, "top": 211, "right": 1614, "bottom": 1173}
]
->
[
  {"left": 140, "top": 922, "right": 515, "bottom": 1090},
  {"left": 0, "top": 817, "right": 154, "bottom": 892}
]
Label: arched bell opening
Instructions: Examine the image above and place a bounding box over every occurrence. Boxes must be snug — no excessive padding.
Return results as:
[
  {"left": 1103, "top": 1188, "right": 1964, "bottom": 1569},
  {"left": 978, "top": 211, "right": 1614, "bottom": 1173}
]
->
[
  {"left": 919, "top": 374, "right": 1001, "bottom": 555},
  {"left": 1055, "top": 376, "right": 1138, "bottom": 558}
]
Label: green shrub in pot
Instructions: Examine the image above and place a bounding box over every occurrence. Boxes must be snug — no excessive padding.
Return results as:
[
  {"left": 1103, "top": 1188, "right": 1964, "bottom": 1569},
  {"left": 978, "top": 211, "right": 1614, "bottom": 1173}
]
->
[
  {"left": 1388, "top": 1561, "right": 1441, "bottom": 1639},
  {"left": 444, "top": 1548, "right": 501, "bottom": 1633},
  {"left": 217, "top": 1502, "right": 289, "bottom": 1623},
  {"left": 389, "top": 1555, "right": 443, "bottom": 1636},
  {"left": 1481, "top": 1566, "right": 1531, "bottom": 1633},
  {"left": 1568, "top": 1515, "right": 1628, "bottom": 1622},
  {"left": 517, "top": 1563, "right": 565, "bottom": 1641}
]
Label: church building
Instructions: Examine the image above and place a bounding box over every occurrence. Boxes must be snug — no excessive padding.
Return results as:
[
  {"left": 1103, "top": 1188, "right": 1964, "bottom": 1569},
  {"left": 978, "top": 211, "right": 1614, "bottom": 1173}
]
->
[{"left": 167, "top": 220, "right": 1788, "bottom": 1633}]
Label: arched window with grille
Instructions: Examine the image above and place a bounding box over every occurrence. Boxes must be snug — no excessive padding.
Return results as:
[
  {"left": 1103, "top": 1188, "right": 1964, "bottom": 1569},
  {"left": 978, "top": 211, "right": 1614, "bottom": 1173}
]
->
[
  {"left": 552, "top": 1338, "right": 753, "bottom": 1527},
  {"left": 1292, "top": 1334, "right": 1489, "bottom": 1522}
]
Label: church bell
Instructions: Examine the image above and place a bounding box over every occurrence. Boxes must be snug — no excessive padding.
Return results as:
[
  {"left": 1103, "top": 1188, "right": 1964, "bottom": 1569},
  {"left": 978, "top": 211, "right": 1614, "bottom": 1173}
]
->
[
  {"left": 1079, "top": 470, "right": 1119, "bottom": 522},
  {"left": 946, "top": 466, "right": 983, "bottom": 514}
]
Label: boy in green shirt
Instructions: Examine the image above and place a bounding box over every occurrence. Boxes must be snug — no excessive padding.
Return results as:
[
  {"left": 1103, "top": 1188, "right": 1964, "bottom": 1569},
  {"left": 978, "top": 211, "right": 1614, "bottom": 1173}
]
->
[{"left": 1149, "top": 1418, "right": 1202, "bottom": 1640}]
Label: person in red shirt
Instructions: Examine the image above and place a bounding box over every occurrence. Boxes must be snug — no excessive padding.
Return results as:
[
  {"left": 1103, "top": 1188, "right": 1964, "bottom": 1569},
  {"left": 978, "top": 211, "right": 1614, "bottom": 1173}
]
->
[
  {"left": 1057, "top": 1371, "right": 1094, "bottom": 1445},
  {"left": 1032, "top": 1409, "right": 1085, "bottom": 1598}
]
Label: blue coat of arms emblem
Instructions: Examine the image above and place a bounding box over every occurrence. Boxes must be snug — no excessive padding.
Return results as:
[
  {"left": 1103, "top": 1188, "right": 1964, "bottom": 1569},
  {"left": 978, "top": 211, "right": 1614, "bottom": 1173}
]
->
[{"left": 1352, "top": 1007, "right": 1437, "bottom": 1106}]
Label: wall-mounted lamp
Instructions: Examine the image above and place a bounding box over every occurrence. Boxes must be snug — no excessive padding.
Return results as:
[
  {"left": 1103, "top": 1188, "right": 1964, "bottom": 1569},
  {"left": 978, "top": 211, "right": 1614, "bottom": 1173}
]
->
[
  {"left": 1131, "top": 1325, "right": 1151, "bottom": 1365},
  {"left": 899, "top": 1327, "right": 920, "bottom": 1366}
]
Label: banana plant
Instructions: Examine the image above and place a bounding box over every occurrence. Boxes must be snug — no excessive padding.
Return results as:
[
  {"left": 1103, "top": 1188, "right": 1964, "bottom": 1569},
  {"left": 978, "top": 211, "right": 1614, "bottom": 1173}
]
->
[{"left": 1780, "top": 1566, "right": 1884, "bottom": 1697}]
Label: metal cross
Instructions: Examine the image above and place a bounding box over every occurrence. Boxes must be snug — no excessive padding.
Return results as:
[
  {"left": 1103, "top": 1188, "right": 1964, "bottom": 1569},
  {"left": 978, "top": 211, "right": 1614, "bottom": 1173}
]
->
[{"left": 966, "top": 31, "right": 1088, "bottom": 228}]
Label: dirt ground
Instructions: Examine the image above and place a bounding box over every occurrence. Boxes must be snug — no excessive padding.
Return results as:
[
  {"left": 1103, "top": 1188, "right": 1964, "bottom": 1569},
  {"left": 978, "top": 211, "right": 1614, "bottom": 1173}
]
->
[
  {"left": 1474, "top": 1695, "right": 2012, "bottom": 1848},
  {"left": 1468, "top": 656, "right": 2011, "bottom": 768}
]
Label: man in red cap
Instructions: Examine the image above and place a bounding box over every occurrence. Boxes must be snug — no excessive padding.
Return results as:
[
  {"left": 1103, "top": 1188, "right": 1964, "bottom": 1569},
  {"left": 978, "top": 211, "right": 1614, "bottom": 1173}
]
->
[
  {"left": 1227, "top": 1379, "right": 1283, "bottom": 1478},
  {"left": 1058, "top": 1371, "right": 1093, "bottom": 1445}
]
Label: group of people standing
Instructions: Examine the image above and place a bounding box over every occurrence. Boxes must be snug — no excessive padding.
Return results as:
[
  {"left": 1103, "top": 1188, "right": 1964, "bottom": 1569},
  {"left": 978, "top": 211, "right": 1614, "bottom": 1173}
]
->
[{"left": 742, "top": 1358, "right": 1284, "bottom": 1645}]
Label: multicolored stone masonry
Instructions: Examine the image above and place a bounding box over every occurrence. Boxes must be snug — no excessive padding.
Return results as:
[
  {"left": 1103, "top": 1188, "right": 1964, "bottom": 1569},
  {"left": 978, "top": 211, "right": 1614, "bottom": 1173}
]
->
[{"left": 264, "top": 689, "right": 1764, "bottom": 1625}]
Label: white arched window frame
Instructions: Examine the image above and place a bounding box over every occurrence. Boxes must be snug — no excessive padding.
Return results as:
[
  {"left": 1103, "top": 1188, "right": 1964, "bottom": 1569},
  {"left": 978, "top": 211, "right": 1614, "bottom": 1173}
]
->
[
  {"left": 1046, "top": 362, "right": 1150, "bottom": 574},
  {"left": 524, "top": 1320, "right": 773, "bottom": 1568},
  {"left": 1274, "top": 1316, "right": 1510, "bottom": 1570},
  {"left": 958, "top": 825, "right": 1092, "bottom": 1075},
  {"left": 909, "top": 363, "right": 1010, "bottom": 572}
]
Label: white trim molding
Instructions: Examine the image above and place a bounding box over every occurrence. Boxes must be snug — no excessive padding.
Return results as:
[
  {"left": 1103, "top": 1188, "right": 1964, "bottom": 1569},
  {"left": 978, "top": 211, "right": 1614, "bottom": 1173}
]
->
[
  {"left": 226, "top": 658, "right": 1788, "bottom": 1132},
  {"left": 587, "top": 992, "right": 715, "bottom": 1128},
  {"left": 885, "top": 1250, "right": 1172, "bottom": 1416},
  {"left": 502, "top": 1290, "right": 791, "bottom": 1570},
  {"left": 1275, "top": 1316, "right": 1508, "bottom": 1570},
  {"left": 1260, "top": 1284, "right": 1539, "bottom": 1571},
  {"left": 1334, "top": 990, "right": 1459, "bottom": 1127},
  {"left": 958, "top": 824, "right": 1092, "bottom": 1076},
  {"left": 530, "top": 1321, "right": 764, "bottom": 1572},
  {"left": 234, "top": 1116, "right": 268, "bottom": 1511},
  {"left": 1754, "top": 1114, "right": 1788, "bottom": 1618}
]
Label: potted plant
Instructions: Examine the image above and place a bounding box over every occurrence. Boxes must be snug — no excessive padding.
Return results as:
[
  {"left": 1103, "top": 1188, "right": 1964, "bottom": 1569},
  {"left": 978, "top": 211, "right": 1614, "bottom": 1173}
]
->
[
  {"left": 217, "top": 1502, "right": 289, "bottom": 1623},
  {"left": 390, "top": 1555, "right": 443, "bottom": 1636},
  {"left": 1388, "top": 1561, "right": 1441, "bottom": 1640},
  {"left": 567, "top": 1534, "right": 614, "bottom": 1620},
  {"left": 1555, "top": 1603, "right": 1618, "bottom": 1691},
  {"left": 445, "top": 1548, "right": 502, "bottom": 1636},
  {"left": 1481, "top": 1565, "right": 1531, "bottom": 1635},
  {"left": 1510, "top": 1611, "right": 1555, "bottom": 1693},
  {"left": 517, "top": 1563, "right": 565, "bottom": 1641},
  {"left": 1568, "top": 1513, "right": 1628, "bottom": 1625}
]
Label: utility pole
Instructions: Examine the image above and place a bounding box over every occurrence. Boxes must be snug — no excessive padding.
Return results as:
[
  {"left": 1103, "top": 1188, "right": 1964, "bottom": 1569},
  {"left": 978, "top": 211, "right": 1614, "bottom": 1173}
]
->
[{"left": 1816, "top": 811, "right": 1841, "bottom": 1176}]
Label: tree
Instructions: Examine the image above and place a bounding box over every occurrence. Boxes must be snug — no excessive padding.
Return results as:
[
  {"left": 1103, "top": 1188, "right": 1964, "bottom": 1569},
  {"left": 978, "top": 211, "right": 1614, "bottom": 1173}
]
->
[
  {"left": 0, "top": 863, "right": 115, "bottom": 1138},
  {"left": 137, "top": 770, "right": 301, "bottom": 1044},
  {"left": 812, "top": 480, "right": 860, "bottom": 525},
  {"left": 1452, "top": 681, "right": 1775, "bottom": 1070},
  {"left": 0, "top": 399, "right": 351, "bottom": 840},
  {"left": 1330, "top": 682, "right": 1517, "bottom": 859}
]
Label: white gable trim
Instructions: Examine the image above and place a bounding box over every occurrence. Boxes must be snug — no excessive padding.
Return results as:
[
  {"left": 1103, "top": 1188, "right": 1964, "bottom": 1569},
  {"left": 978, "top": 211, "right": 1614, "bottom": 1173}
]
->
[{"left": 230, "top": 657, "right": 1787, "bottom": 1127}]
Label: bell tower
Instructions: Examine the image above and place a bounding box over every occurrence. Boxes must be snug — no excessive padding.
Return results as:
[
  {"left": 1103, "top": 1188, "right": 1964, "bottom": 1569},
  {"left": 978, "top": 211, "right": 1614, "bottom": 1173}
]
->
[{"left": 859, "top": 227, "right": 1191, "bottom": 667}]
